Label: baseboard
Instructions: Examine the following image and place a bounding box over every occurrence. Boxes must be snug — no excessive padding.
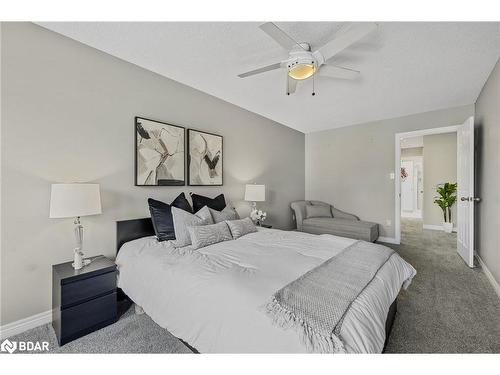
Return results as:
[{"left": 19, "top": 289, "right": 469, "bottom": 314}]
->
[
  {"left": 378, "top": 236, "right": 400, "bottom": 245},
  {"left": 475, "top": 253, "right": 500, "bottom": 301},
  {"left": 423, "top": 224, "right": 457, "bottom": 232},
  {"left": 0, "top": 310, "right": 52, "bottom": 339}
]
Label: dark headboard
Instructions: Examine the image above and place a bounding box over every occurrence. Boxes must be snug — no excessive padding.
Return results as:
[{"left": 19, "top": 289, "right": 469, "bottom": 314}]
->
[{"left": 116, "top": 218, "right": 155, "bottom": 254}]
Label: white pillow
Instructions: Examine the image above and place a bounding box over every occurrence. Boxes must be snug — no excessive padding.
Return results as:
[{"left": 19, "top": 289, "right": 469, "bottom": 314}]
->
[
  {"left": 172, "top": 206, "right": 213, "bottom": 247},
  {"left": 209, "top": 206, "right": 240, "bottom": 223},
  {"left": 188, "top": 222, "right": 232, "bottom": 250},
  {"left": 226, "top": 217, "right": 257, "bottom": 239}
]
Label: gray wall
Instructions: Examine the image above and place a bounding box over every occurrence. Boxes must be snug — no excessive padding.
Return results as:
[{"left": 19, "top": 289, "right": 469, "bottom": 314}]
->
[
  {"left": 305, "top": 104, "right": 474, "bottom": 238},
  {"left": 475, "top": 58, "right": 500, "bottom": 286},
  {"left": 422, "top": 133, "right": 457, "bottom": 227},
  {"left": 0, "top": 23, "right": 305, "bottom": 325}
]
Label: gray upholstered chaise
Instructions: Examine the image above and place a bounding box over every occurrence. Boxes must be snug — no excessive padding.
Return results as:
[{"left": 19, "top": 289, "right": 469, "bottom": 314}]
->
[{"left": 290, "top": 200, "right": 379, "bottom": 242}]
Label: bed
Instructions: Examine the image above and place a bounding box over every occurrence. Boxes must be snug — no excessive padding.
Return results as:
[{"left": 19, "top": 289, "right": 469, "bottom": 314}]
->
[{"left": 115, "top": 218, "right": 415, "bottom": 353}]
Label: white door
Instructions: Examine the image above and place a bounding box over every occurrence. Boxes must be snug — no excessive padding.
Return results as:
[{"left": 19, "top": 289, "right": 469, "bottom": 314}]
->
[
  {"left": 401, "top": 160, "right": 414, "bottom": 212},
  {"left": 414, "top": 158, "right": 423, "bottom": 218},
  {"left": 457, "top": 117, "right": 476, "bottom": 267}
]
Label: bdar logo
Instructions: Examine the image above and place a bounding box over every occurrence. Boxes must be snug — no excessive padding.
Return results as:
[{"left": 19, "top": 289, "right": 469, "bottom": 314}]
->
[{"left": 1, "top": 339, "right": 17, "bottom": 353}]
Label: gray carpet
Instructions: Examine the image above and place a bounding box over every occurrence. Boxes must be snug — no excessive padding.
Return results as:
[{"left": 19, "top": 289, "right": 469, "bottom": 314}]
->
[
  {"left": 8, "top": 220, "right": 500, "bottom": 353},
  {"left": 8, "top": 306, "right": 191, "bottom": 353},
  {"left": 383, "top": 218, "right": 500, "bottom": 353}
]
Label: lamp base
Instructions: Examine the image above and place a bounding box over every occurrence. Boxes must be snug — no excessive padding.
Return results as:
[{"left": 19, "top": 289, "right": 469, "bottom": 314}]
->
[
  {"left": 72, "top": 248, "right": 91, "bottom": 270},
  {"left": 72, "top": 217, "right": 86, "bottom": 270}
]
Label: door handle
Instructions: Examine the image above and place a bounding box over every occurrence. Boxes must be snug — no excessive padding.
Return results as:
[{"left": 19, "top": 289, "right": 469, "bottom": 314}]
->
[{"left": 461, "top": 197, "right": 481, "bottom": 202}]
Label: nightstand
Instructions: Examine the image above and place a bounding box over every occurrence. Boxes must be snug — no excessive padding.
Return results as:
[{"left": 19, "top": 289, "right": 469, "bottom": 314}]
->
[
  {"left": 52, "top": 256, "right": 117, "bottom": 346},
  {"left": 259, "top": 224, "right": 272, "bottom": 229}
]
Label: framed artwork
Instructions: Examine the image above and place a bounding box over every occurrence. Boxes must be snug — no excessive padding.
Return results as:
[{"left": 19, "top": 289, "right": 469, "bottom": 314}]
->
[
  {"left": 135, "top": 117, "right": 185, "bottom": 186},
  {"left": 188, "top": 129, "right": 223, "bottom": 186}
]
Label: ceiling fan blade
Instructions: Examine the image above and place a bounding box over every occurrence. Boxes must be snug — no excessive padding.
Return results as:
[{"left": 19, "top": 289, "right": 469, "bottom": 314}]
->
[
  {"left": 238, "top": 62, "right": 282, "bottom": 78},
  {"left": 260, "top": 22, "right": 303, "bottom": 50},
  {"left": 286, "top": 75, "right": 298, "bottom": 95},
  {"left": 318, "top": 64, "right": 360, "bottom": 80},
  {"left": 317, "top": 23, "right": 378, "bottom": 61}
]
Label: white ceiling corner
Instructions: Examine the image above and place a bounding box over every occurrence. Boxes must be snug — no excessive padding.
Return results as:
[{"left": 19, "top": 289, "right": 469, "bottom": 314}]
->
[{"left": 37, "top": 22, "right": 500, "bottom": 133}]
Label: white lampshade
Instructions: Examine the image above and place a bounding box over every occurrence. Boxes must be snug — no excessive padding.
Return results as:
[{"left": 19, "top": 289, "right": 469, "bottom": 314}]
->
[
  {"left": 49, "top": 183, "right": 102, "bottom": 218},
  {"left": 244, "top": 184, "right": 265, "bottom": 202}
]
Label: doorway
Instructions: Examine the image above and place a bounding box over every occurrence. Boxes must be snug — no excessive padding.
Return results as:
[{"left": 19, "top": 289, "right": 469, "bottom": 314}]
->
[{"left": 394, "top": 117, "right": 476, "bottom": 268}]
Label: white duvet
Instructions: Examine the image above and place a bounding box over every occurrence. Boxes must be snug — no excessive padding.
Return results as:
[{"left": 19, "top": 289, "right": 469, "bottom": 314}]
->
[{"left": 116, "top": 228, "right": 416, "bottom": 353}]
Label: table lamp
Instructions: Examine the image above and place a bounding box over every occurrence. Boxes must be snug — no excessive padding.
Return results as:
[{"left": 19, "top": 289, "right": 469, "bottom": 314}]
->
[{"left": 49, "top": 183, "right": 102, "bottom": 270}]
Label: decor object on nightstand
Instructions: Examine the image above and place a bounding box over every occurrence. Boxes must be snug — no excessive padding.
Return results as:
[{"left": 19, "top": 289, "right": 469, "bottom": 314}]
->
[
  {"left": 245, "top": 184, "right": 267, "bottom": 225},
  {"left": 250, "top": 209, "right": 267, "bottom": 226},
  {"left": 49, "top": 183, "right": 102, "bottom": 270},
  {"left": 188, "top": 129, "right": 223, "bottom": 186},
  {"left": 52, "top": 256, "right": 117, "bottom": 346}
]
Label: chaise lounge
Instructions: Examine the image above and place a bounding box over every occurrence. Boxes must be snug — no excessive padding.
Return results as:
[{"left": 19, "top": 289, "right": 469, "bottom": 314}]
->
[{"left": 290, "top": 200, "right": 379, "bottom": 242}]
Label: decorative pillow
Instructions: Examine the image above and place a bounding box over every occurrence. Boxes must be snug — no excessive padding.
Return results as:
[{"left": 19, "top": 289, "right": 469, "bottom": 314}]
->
[
  {"left": 226, "top": 217, "right": 257, "bottom": 239},
  {"left": 195, "top": 205, "right": 213, "bottom": 223},
  {"left": 188, "top": 222, "right": 232, "bottom": 250},
  {"left": 148, "top": 193, "right": 193, "bottom": 241},
  {"left": 305, "top": 204, "right": 332, "bottom": 219},
  {"left": 209, "top": 206, "right": 240, "bottom": 223},
  {"left": 171, "top": 206, "right": 213, "bottom": 247},
  {"left": 190, "top": 193, "right": 226, "bottom": 212}
]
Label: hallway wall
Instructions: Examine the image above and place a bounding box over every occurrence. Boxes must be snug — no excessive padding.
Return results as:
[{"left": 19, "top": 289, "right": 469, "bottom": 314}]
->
[
  {"left": 401, "top": 147, "right": 423, "bottom": 157},
  {"left": 423, "top": 133, "right": 457, "bottom": 228}
]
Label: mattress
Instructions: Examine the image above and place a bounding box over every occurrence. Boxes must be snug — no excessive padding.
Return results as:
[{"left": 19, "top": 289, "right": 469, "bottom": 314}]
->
[{"left": 116, "top": 228, "right": 415, "bottom": 353}]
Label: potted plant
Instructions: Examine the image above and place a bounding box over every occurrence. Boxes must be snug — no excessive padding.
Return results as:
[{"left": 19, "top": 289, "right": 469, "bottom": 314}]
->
[{"left": 433, "top": 182, "right": 457, "bottom": 233}]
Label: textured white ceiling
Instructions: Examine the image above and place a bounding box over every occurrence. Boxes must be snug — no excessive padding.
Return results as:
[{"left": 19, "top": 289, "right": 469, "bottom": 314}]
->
[{"left": 38, "top": 22, "right": 500, "bottom": 133}]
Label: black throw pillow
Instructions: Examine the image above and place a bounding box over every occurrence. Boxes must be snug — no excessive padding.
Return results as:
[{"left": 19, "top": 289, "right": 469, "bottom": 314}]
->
[
  {"left": 148, "top": 193, "right": 193, "bottom": 241},
  {"left": 191, "top": 193, "right": 226, "bottom": 212}
]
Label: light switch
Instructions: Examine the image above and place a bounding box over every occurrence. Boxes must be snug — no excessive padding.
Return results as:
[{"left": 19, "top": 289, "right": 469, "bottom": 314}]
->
[{"left": 389, "top": 172, "right": 395, "bottom": 180}]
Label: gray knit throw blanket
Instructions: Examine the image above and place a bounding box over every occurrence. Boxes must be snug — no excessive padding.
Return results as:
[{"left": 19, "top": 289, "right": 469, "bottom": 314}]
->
[{"left": 264, "top": 241, "right": 395, "bottom": 353}]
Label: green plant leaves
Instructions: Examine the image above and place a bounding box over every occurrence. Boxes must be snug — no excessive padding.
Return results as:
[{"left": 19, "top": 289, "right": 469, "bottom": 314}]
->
[{"left": 433, "top": 182, "right": 457, "bottom": 223}]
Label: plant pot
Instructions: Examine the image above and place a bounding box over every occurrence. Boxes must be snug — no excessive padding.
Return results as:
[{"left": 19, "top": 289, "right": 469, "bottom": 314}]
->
[{"left": 443, "top": 222, "right": 453, "bottom": 233}]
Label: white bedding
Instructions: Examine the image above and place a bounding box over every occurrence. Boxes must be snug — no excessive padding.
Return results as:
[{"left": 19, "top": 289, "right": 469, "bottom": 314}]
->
[{"left": 116, "top": 228, "right": 416, "bottom": 353}]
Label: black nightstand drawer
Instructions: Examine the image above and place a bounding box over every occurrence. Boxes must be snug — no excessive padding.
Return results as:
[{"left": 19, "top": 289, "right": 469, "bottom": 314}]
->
[
  {"left": 61, "top": 270, "right": 116, "bottom": 307},
  {"left": 61, "top": 291, "right": 117, "bottom": 340},
  {"left": 53, "top": 256, "right": 118, "bottom": 346}
]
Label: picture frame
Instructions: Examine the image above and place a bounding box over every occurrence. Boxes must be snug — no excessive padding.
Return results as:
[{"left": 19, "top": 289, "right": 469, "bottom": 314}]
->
[
  {"left": 135, "top": 116, "right": 186, "bottom": 186},
  {"left": 187, "top": 129, "right": 223, "bottom": 186}
]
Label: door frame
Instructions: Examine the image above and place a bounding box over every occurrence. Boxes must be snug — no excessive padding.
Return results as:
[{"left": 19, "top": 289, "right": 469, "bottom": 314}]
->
[{"left": 395, "top": 125, "right": 460, "bottom": 244}]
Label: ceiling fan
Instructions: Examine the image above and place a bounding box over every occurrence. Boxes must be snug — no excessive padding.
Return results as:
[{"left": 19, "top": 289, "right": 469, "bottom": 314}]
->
[{"left": 238, "top": 22, "right": 378, "bottom": 95}]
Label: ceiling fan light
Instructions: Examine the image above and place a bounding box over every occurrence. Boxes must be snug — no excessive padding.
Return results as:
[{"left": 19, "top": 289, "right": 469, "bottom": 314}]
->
[{"left": 288, "top": 63, "right": 316, "bottom": 80}]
